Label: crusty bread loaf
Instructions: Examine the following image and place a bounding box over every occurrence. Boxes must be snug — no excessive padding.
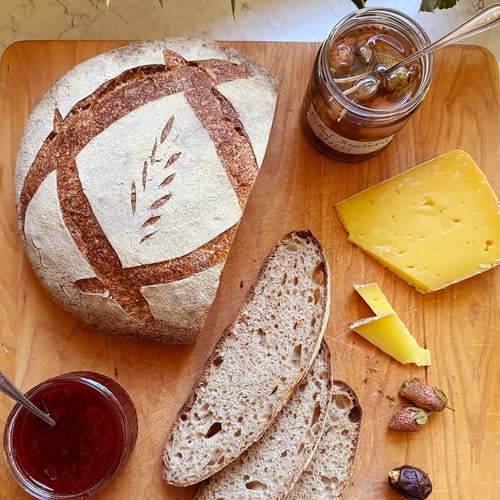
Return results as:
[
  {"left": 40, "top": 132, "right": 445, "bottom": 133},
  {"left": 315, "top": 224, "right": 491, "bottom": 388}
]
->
[
  {"left": 15, "top": 38, "right": 278, "bottom": 342},
  {"left": 162, "top": 230, "right": 330, "bottom": 485},
  {"left": 287, "top": 380, "right": 362, "bottom": 499},
  {"left": 195, "top": 340, "right": 333, "bottom": 500}
]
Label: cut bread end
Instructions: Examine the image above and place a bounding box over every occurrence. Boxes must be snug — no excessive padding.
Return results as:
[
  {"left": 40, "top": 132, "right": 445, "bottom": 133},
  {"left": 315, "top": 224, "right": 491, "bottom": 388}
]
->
[{"left": 287, "top": 380, "right": 362, "bottom": 499}]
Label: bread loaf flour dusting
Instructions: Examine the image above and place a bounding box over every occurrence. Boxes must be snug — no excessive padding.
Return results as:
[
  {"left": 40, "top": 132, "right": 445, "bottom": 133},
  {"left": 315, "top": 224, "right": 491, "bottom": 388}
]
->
[{"left": 15, "top": 39, "right": 278, "bottom": 342}]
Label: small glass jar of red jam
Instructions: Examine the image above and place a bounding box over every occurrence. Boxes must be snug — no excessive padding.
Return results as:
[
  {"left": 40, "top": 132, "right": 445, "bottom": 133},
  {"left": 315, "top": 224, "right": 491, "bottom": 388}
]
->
[
  {"left": 302, "top": 7, "right": 434, "bottom": 162},
  {"left": 3, "top": 371, "right": 138, "bottom": 499}
]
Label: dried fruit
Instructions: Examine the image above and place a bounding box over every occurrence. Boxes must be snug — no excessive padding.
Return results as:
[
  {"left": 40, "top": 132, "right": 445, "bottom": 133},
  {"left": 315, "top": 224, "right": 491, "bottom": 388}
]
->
[
  {"left": 377, "top": 52, "right": 397, "bottom": 69},
  {"left": 388, "top": 406, "right": 428, "bottom": 432},
  {"left": 356, "top": 39, "right": 374, "bottom": 64},
  {"left": 385, "top": 67, "right": 413, "bottom": 94},
  {"left": 399, "top": 377, "right": 449, "bottom": 412},
  {"left": 388, "top": 465, "right": 432, "bottom": 499},
  {"left": 353, "top": 76, "right": 379, "bottom": 102},
  {"left": 329, "top": 37, "right": 357, "bottom": 73}
]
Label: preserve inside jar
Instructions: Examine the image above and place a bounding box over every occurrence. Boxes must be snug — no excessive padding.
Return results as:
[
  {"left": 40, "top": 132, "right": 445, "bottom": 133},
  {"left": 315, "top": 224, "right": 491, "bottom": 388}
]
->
[
  {"left": 3, "top": 372, "right": 138, "bottom": 500},
  {"left": 302, "top": 8, "right": 434, "bottom": 162}
]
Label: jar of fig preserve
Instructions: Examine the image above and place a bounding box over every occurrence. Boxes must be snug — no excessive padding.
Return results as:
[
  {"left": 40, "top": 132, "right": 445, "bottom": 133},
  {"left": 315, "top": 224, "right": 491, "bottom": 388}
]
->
[
  {"left": 3, "top": 372, "right": 138, "bottom": 499},
  {"left": 302, "top": 7, "right": 434, "bottom": 162}
]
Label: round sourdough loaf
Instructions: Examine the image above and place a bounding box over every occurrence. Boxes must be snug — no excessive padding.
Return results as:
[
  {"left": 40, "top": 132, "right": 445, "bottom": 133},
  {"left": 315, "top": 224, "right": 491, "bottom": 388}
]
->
[{"left": 15, "top": 38, "right": 278, "bottom": 342}]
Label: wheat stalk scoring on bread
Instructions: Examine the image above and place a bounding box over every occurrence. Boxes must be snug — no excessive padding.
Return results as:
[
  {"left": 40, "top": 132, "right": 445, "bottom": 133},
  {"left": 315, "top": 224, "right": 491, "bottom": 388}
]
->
[
  {"left": 162, "top": 230, "right": 330, "bottom": 486},
  {"left": 194, "top": 340, "right": 333, "bottom": 500},
  {"left": 14, "top": 38, "right": 278, "bottom": 342},
  {"left": 287, "top": 380, "right": 362, "bottom": 499}
]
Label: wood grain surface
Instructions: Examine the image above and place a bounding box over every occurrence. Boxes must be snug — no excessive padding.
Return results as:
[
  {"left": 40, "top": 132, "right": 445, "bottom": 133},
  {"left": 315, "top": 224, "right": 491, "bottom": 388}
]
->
[{"left": 0, "top": 40, "right": 498, "bottom": 499}]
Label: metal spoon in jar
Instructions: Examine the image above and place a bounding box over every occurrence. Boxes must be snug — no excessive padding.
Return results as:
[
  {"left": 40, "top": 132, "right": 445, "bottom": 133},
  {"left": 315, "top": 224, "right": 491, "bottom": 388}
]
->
[
  {"left": 347, "top": 2, "right": 500, "bottom": 101},
  {"left": 0, "top": 370, "right": 56, "bottom": 427}
]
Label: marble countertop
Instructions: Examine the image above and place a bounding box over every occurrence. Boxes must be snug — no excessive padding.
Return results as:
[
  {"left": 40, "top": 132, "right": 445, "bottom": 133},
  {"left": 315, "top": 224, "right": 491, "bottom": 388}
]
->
[{"left": 1, "top": 0, "right": 499, "bottom": 70}]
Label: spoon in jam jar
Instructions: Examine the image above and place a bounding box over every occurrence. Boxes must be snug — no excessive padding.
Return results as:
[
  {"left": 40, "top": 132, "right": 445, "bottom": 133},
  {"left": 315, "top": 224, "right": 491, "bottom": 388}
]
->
[
  {"left": 0, "top": 370, "right": 56, "bottom": 427},
  {"left": 348, "top": 2, "right": 500, "bottom": 102}
]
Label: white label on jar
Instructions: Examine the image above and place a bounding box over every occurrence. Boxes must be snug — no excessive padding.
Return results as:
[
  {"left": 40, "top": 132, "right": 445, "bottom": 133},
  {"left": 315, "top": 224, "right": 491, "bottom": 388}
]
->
[{"left": 306, "top": 103, "right": 394, "bottom": 155}]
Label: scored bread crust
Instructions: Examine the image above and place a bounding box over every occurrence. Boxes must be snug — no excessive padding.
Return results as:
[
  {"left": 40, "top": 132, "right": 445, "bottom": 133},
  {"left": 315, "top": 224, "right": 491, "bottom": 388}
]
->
[
  {"left": 15, "top": 38, "right": 278, "bottom": 342},
  {"left": 287, "top": 380, "right": 362, "bottom": 499},
  {"left": 162, "top": 230, "right": 331, "bottom": 485},
  {"left": 194, "top": 340, "right": 333, "bottom": 500}
]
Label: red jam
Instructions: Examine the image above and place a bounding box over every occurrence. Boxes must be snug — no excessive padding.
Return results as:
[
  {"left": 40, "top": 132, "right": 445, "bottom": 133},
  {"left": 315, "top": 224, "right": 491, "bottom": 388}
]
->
[{"left": 4, "top": 372, "right": 138, "bottom": 499}]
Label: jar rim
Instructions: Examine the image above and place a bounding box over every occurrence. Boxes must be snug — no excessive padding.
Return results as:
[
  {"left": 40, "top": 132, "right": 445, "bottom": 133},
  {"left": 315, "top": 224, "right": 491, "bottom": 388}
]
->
[{"left": 319, "top": 6, "right": 435, "bottom": 120}]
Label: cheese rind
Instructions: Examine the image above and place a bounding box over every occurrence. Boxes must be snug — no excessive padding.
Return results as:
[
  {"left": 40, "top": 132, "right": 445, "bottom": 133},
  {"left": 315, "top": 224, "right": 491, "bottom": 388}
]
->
[
  {"left": 337, "top": 150, "right": 500, "bottom": 293},
  {"left": 351, "top": 313, "right": 431, "bottom": 366}
]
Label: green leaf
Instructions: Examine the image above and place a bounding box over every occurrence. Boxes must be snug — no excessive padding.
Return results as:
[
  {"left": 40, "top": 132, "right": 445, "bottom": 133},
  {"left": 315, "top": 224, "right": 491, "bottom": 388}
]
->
[
  {"left": 434, "top": 388, "right": 448, "bottom": 404},
  {"left": 419, "top": 0, "right": 459, "bottom": 12},
  {"left": 419, "top": 0, "right": 436, "bottom": 10},
  {"left": 231, "top": 0, "right": 236, "bottom": 20},
  {"left": 409, "top": 407, "right": 429, "bottom": 426},
  {"left": 349, "top": 0, "right": 459, "bottom": 11},
  {"left": 159, "top": 0, "right": 164, "bottom": 7}
]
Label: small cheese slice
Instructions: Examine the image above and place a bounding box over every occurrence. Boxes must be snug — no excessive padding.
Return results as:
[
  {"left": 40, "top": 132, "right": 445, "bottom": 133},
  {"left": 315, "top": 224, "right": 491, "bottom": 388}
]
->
[
  {"left": 353, "top": 282, "right": 394, "bottom": 315},
  {"left": 336, "top": 150, "right": 500, "bottom": 293},
  {"left": 351, "top": 282, "right": 431, "bottom": 366},
  {"left": 351, "top": 314, "right": 431, "bottom": 366}
]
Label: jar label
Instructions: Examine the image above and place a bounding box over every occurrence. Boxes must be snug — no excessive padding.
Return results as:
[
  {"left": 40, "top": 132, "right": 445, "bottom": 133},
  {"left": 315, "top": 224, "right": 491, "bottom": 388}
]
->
[{"left": 306, "top": 103, "right": 394, "bottom": 155}]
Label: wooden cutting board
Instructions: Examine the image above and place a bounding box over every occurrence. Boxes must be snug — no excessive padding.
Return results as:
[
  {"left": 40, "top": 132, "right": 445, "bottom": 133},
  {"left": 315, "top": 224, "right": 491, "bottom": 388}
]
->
[{"left": 0, "top": 40, "right": 498, "bottom": 499}]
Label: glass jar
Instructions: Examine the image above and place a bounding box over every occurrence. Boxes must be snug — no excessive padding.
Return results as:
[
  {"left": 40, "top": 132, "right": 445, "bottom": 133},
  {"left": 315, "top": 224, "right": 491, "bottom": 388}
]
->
[
  {"left": 302, "top": 7, "right": 434, "bottom": 162},
  {"left": 3, "top": 371, "right": 138, "bottom": 499}
]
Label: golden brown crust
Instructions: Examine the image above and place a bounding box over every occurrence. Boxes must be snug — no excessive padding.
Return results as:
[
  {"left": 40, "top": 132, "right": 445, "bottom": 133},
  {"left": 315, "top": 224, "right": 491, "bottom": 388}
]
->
[
  {"left": 15, "top": 39, "right": 278, "bottom": 342},
  {"left": 19, "top": 58, "right": 252, "bottom": 323}
]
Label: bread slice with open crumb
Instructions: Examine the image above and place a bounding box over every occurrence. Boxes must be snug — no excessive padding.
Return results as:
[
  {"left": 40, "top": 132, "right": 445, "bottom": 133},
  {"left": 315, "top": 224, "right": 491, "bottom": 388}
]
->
[
  {"left": 195, "top": 340, "right": 333, "bottom": 499},
  {"left": 287, "top": 380, "right": 362, "bottom": 499},
  {"left": 162, "top": 230, "right": 330, "bottom": 486}
]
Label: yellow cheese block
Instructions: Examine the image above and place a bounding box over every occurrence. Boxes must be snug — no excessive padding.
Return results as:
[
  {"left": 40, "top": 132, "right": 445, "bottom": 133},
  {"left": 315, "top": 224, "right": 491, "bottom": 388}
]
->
[
  {"left": 337, "top": 150, "right": 500, "bottom": 293},
  {"left": 351, "top": 313, "right": 431, "bottom": 366},
  {"left": 352, "top": 282, "right": 431, "bottom": 366}
]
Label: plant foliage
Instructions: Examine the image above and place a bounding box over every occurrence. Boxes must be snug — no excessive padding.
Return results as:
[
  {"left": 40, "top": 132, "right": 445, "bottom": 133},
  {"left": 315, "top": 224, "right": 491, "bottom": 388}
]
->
[
  {"left": 418, "top": 0, "right": 460, "bottom": 12},
  {"left": 348, "top": 0, "right": 459, "bottom": 11}
]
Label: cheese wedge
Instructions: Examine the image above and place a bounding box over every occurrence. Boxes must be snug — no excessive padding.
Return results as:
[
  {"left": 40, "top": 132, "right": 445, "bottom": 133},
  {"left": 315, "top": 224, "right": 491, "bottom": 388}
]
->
[
  {"left": 337, "top": 150, "right": 500, "bottom": 293},
  {"left": 353, "top": 282, "right": 394, "bottom": 315},
  {"left": 351, "top": 313, "right": 431, "bottom": 366},
  {"left": 352, "top": 282, "right": 431, "bottom": 366}
]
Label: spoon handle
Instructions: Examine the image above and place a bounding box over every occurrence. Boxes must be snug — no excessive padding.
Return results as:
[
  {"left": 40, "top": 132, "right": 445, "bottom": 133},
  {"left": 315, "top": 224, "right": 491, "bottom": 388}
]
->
[
  {"left": 389, "top": 3, "right": 500, "bottom": 71},
  {"left": 0, "top": 370, "right": 56, "bottom": 427}
]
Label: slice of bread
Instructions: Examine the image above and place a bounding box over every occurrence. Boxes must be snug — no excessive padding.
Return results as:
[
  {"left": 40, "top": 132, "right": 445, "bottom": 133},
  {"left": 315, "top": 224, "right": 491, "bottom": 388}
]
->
[
  {"left": 162, "top": 230, "right": 330, "bottom": 486},
  {"left": 194, "top": 340, "right": 333, "bottom": 500},
  {"left": 287, "top": 380, "right": 362, "bottom": 499}
]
